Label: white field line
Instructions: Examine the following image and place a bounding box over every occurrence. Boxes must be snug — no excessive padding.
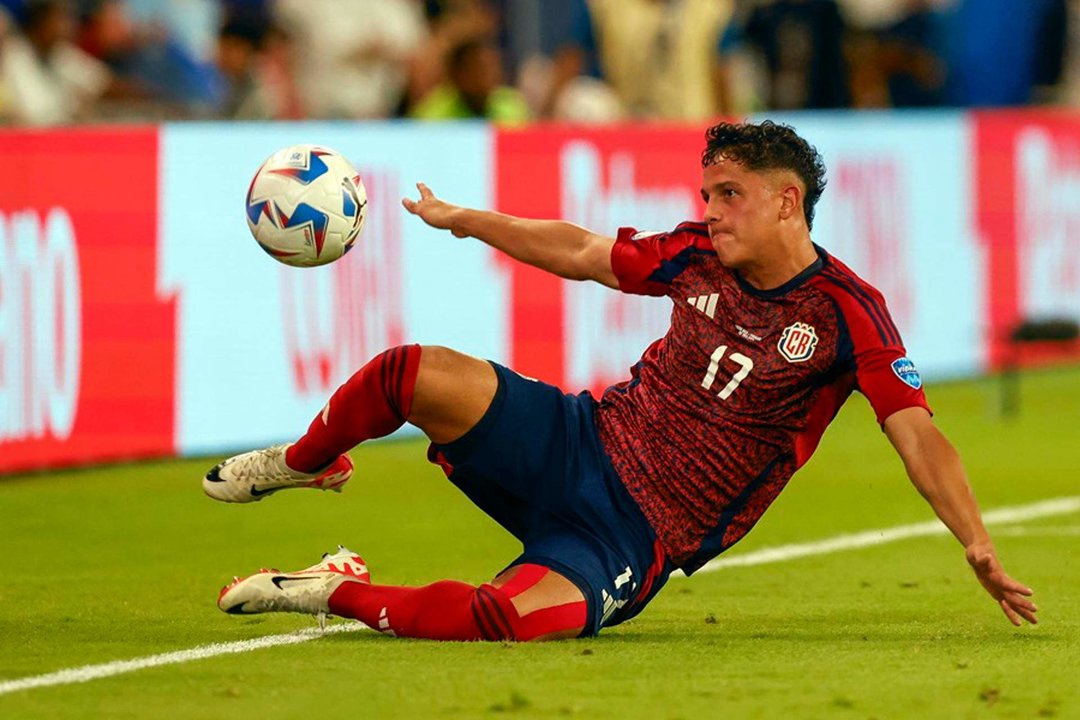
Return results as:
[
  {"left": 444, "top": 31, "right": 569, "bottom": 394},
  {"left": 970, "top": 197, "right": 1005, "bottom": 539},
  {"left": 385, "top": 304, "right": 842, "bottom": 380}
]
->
[
  {"left": 0, "top": 623, "right": 364, "bottom": 697},
  {"left": 2, "top": 495, "right": 1078, "bottom": 697},
  {"left": 995, "top": 525, "right": 1080, "bottom": 537},
  {"left": 686, "top": 495, "right": 1080, "bottom": 575}
]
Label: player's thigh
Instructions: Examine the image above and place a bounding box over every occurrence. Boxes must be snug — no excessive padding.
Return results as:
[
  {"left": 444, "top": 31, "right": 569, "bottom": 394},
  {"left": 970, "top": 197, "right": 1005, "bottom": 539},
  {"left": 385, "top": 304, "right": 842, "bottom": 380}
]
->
[
  {"left": 491, "top": 564, "right": 586, "bottom": 642},
  {"left": 410, "top": 345, "right": 497, "bottom": 444}
]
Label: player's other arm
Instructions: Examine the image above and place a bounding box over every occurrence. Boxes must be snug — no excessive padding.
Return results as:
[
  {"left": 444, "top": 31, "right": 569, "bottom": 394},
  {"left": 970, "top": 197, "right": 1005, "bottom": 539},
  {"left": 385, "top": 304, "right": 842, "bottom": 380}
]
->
[
  {"left": 402, "top": 182, "right": 618, "bottom": 288},
  {"left": 883, "top": 407, "right": 1038, "bottom": 626}
]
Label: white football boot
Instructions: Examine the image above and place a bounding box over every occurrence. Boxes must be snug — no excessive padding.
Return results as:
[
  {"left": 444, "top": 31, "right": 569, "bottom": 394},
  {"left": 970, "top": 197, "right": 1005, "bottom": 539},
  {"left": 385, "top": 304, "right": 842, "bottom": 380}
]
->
[
  {"left": 203, "top": 443, "right": 353, "bottom": 503},
  {"left": 218, "top": 546, "right": 370, "bottom": 626}
]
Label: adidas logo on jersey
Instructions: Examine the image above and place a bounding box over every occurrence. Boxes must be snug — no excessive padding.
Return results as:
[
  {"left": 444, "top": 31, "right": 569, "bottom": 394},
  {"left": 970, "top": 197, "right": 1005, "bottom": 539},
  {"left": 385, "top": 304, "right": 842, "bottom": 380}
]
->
[{"left": 687, "top": 294, "right": 719, "bottom": 319}]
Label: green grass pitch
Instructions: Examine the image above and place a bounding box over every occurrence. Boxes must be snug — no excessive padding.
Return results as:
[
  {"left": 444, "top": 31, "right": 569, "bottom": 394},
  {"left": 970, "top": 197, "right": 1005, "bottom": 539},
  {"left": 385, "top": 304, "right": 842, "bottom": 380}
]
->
[{"left": 1, "top": 367, "right": 1078, "bottom": 719}]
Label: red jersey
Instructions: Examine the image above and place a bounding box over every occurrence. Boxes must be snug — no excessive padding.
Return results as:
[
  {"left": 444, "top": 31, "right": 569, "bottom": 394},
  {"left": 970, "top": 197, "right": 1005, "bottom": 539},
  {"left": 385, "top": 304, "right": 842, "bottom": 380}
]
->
[{"left": 595, "top": 222, "right": 930, "bottom": 574}]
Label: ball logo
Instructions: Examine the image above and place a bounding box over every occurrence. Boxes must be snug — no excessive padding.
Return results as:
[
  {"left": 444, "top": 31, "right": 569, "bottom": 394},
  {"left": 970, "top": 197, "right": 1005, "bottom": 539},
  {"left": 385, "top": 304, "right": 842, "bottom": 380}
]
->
[
  {"left": 891, "top": 357, "right": 923, "bottom": 389},
  {"left": 777, "top": 322, "right": 818, "bottom": 363}
]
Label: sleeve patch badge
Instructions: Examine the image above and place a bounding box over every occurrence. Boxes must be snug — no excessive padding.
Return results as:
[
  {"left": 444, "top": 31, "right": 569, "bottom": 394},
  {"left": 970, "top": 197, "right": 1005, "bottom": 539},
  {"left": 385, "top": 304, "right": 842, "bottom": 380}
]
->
[
  {"left": 778, "top": 322, "right": 819, "bottom": 363},
  {"left": 891, "top": 357, "right": 923, "bottom": 389}
]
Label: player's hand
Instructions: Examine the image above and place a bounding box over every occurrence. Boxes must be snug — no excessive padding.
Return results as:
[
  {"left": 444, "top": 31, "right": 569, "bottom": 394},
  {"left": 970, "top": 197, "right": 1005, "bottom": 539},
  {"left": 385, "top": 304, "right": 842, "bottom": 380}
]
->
[
  {"left": 965, "top": 542, "right": 1037, "bottom": 626},
  {"left": 402, "top": 183, "right": 468, "bottom": 238}
]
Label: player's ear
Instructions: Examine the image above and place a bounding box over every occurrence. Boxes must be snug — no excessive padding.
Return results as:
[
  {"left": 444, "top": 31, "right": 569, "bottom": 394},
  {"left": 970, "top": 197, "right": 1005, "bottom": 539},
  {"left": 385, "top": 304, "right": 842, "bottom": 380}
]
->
[{"left": 778, "top": 183, "right": 801, "bottom": 222}]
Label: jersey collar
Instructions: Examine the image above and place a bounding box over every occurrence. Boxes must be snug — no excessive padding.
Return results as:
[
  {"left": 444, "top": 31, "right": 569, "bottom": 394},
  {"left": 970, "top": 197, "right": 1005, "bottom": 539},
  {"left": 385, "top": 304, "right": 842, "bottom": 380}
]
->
[{"left": 732, "top": 243, "right": 828, "bottom": 299}]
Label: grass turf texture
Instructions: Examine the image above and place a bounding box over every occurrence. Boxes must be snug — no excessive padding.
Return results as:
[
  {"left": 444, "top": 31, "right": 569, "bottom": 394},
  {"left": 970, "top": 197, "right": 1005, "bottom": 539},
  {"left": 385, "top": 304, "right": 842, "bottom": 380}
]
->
[{"left": 1, "top": 367, "right": 1077, "bottom": 719}]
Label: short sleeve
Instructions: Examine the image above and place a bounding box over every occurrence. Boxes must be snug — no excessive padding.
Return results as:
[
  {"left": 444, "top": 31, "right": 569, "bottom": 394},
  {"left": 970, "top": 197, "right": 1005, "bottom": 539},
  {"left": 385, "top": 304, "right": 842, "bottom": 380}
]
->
[
  {"left": 820, "top": 271, "right": 931, "bottom": 425},
  {"left": 610, "top": 223, "right": 714, "bottom": 297},
  {"left": 852, "top": 343, "right": 931, "bottom": 426}
]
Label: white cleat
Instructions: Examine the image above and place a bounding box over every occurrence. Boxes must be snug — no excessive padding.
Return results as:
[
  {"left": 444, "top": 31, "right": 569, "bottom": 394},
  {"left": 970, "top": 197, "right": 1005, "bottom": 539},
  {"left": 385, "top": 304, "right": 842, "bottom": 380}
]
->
[
  {"left": 203, "top": 443, "right": 353, "bottom": 503},
  {"left": 217, "top": 546, "right": 370, "bottom": 623}
]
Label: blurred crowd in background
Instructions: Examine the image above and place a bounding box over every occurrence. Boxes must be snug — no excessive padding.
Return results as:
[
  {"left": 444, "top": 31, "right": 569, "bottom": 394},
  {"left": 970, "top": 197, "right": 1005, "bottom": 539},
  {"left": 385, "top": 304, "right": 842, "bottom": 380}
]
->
[{"left": 0, "top": 0, "right": 1076, "bottom": 126}]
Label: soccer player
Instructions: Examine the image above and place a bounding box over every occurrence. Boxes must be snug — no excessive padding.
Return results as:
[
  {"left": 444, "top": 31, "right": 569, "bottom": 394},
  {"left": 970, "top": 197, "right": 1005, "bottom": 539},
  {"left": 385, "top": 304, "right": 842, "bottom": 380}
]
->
[{"left": 206, "top": 121, "right": 1038, "bottom": 641}]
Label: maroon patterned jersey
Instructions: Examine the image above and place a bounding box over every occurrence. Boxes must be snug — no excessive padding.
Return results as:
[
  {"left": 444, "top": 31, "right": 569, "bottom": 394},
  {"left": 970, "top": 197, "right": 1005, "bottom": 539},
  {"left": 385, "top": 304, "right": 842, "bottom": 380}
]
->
[{"left": 595, "top": 222, "right": 930, "bottom": 574}]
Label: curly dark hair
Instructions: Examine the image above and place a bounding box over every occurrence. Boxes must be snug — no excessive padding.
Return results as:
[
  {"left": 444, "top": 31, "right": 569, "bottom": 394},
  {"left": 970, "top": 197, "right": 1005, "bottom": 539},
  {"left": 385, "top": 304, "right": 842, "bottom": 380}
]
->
[{"left": 701, "top": 120, "right": 827, "bottom": 230}]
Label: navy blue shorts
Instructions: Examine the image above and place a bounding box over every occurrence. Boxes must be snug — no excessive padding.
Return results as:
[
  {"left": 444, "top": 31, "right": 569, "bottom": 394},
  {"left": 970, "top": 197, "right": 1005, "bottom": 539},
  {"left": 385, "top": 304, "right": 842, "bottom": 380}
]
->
[{"left": 427, "top": 363, "right": 673, "bottom": 637}]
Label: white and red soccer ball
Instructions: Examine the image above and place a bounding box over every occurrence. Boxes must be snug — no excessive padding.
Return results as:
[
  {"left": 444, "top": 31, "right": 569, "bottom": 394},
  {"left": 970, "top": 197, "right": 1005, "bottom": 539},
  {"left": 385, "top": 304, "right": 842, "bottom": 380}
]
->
[{"left": 245, "top": 144, "right": 367, "bottom": 267}]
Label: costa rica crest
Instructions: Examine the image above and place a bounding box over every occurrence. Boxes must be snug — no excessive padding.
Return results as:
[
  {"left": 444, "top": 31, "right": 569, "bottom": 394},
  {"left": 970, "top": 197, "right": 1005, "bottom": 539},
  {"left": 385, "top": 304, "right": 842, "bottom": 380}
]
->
[{"left": 778, "top": 322, "right": 818, "bottom": 363}]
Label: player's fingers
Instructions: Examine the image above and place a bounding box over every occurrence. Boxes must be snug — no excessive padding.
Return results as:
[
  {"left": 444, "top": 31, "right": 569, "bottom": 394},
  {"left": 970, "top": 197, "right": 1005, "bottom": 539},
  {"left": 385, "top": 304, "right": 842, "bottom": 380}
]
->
[
  {"left": 1013, "top": 602, "right": 1039, "bottom": 625},
  {"left": 417, "top": 182, "right": 433, "bottom": 200},
  {"left": 999, "top": 599, "right": 1023, "bottom": 627},
  {"left": 1005, "top": 592, "right": 1038, "bottom": 613},
  {"left": 998, "top": 576, "right": 1034, "bottom": 596},
  {"left": 999, "top": 600, "right": 1022, "bottom": 627},
  {"left": 401, "top": 196, "right": 416, "bottom": 213}
]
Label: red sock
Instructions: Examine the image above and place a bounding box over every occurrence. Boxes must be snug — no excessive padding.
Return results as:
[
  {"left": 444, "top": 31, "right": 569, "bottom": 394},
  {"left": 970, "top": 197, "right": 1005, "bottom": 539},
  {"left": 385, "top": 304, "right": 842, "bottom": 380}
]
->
[
  {"left": 327, "top": 565, "right": 587, "bottom": 642},
  {"left": 286, "top": 345, "right": 421, "bottom": 472},
  {"left": 328, "top": 579, "right": 513, "bottom": 641}
]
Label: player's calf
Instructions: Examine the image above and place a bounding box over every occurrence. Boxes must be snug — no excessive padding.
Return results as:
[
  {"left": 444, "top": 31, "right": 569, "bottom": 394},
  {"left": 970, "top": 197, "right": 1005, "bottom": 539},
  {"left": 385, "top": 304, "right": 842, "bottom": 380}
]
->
[{"left": 327, "top": 562, "right": 587, "bottom": 642}]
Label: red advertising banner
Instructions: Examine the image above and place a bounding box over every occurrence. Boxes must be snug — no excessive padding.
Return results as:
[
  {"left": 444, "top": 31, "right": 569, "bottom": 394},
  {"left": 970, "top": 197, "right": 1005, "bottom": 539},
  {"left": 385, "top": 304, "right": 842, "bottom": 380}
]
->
[
  {"left": 0, "top": 129, "right": 175, "bottom": 473},
  {"left": 974, "top": 112, "right": 1080, "bottom": 368},
  {"left": 495, "top": 126, "right": 705, "bottom": 390}
]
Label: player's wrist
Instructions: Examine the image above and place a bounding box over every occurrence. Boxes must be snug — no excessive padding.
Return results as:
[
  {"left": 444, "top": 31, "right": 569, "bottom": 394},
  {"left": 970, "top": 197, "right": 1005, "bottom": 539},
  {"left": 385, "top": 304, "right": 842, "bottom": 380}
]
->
[
  {"left": 963, "top": 539, "right": 995, "bottom": 563},
  {"left": 449, "top": 206, "right": 481, "bottom": 239}
]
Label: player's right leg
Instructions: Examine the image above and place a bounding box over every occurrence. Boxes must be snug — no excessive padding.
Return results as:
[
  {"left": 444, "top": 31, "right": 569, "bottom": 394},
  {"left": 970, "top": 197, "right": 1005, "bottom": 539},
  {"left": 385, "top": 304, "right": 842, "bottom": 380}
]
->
[
  {"left": 219, "top": 550, "right": 587, "bottom": 642},
  {"left": 203, "top": 345, "right": 495, "bottom": 502}
]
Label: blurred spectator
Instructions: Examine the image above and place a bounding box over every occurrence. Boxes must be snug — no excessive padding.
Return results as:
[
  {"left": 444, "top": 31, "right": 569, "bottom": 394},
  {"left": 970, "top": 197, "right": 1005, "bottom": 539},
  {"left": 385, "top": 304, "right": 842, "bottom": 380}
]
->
[
  {"left": 410, "top": 35, "right": 529, "bottom": 122},
  {"left": 120, "top": 0, "right": 225, "bottom": 107},
  {"left": 0, "top": 0, "right": 111, "bottom": 124},
  {"left": 845, "top": 0, "right": 946, "bottom": 108},
  {"left": 1031, "top": 0, "right": 1069, "bottom": 102},
  {"left": 875, "top": 0, "right": 946, "bottom": 107},
  {"left": 408, "top": 0, "right": 497, "bottom": 113},
  {"left": 76, "top": 0, "right": 224, "bottom": 113},
  {"left": 490, "top": 0, "right": 621, "bottom": 122},
  {"left": 545, "top": 0, "right": 733, "bottom": 121},
  {"left": 718, "top": 0, "right": 851, "bottom": 112},
  {"left": 942, "top": 0, "right": 1065, "bottom": 106},
  {"left": 214, "top": 11, "right": 299, "bottom": 119},
  {"left": 1061, "top": 0, "right": 1080, "bottom": 105},
  {"left": 215, "top": 12, "right": 269, "bottom": 118},
  {"left": 0, "top": 7, "right": 11, "bottom": 120},
  {"left": 275, "top": 0, "right": 426, "bottom": 119}
]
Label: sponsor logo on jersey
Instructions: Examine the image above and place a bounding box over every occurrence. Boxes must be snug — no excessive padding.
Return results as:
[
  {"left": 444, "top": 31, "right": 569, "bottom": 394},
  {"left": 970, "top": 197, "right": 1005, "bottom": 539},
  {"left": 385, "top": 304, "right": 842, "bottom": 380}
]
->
[
  {"left": 891, "top": 357, "right": 923, "bottom": 389},
  {"left": 687, "top": 293, "right": 719, "bottom": 319},
  {"left": 777, "top": 322, "right": 818, "bottom": 363}
]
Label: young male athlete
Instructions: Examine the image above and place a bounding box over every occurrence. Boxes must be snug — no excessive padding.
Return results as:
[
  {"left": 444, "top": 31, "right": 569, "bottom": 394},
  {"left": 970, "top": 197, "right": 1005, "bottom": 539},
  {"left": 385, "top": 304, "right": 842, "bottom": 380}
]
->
[{"left": 205, "top": 121, "right": 1038, "bottom": 640}]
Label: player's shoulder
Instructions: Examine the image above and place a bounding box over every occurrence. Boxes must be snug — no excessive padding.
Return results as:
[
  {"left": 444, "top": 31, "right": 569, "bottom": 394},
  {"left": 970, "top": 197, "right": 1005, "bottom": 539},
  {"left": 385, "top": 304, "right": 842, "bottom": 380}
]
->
[
  {"left": 619, "top": 221, "right": 710, "bottom": 244},
  {"left": 809, "top": 248, "right": 889, "bottom": 306},
  {"left": 808, "top": 247, "right": 901, "bottom": 346}
]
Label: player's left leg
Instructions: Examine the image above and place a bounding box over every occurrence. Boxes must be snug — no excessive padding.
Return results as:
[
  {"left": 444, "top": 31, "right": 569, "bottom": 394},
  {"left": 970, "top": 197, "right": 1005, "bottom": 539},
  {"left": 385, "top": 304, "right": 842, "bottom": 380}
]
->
[
  {"left": 203, "top": 344, "right": 500, "bottom": 503},
  {"left": 220, "top": 553, "right": 587, "bottom": 642}
]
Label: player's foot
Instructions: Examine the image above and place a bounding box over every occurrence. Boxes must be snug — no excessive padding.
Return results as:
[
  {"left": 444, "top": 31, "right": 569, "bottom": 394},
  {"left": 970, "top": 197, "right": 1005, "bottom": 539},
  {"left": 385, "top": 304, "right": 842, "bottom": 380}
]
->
[
  {"left": 217, "top": 546, "right": 370, "bottom": 621},
  {"left": 202, "top": 443, "right": 352, "bottom": 503}
]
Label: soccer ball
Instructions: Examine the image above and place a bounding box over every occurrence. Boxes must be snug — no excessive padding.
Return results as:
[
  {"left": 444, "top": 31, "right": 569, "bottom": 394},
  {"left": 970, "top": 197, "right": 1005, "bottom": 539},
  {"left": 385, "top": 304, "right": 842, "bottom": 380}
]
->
[{"left": 245, "top": 144, "right": 367, "bottom": 267}]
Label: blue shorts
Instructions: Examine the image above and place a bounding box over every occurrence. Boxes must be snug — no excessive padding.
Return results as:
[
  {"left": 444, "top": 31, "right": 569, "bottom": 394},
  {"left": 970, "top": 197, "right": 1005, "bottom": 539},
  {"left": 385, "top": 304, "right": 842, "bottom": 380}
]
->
[{"left": 427, "top": 363, "right": 673, "bottom": 637}]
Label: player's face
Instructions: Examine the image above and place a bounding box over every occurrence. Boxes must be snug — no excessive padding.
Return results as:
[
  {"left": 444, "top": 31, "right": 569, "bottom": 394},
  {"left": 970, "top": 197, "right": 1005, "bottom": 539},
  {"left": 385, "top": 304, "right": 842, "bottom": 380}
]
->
[{"left": 700, "top": 159, "right": 788, "bottom": 269}]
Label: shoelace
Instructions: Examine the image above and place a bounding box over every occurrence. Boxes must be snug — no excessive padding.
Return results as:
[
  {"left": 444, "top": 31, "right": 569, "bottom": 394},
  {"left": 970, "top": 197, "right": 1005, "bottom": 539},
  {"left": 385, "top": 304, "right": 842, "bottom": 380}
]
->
[{"left": 240, "top": 445, "right": 306, "bottom": 484}]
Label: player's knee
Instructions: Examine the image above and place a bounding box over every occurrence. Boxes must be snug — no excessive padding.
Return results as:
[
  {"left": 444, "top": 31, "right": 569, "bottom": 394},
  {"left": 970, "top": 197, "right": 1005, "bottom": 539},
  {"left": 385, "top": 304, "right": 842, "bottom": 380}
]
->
[
  {"left": 411, "top": 346, "right": 498, "bottom": 443},
  {"left": 473, "top": 583, "right": 587, "bottom": 642}
]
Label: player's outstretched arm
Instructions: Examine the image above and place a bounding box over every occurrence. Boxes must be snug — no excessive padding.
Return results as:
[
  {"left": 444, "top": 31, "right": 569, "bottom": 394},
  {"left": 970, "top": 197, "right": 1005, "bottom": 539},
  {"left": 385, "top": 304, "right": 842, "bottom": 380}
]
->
[
  {"left": 402, "top": 182, "right": 619, "bottom": 288},
  {"left": 883, "top": 407, "right": 1038, "bottom": 626}
]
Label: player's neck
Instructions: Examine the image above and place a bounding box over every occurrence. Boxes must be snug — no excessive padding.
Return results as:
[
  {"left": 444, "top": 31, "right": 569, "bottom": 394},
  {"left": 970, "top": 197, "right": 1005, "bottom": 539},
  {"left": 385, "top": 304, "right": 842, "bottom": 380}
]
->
[{"left": 738, "top": 238, "right": 819, "bottom": 291}]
